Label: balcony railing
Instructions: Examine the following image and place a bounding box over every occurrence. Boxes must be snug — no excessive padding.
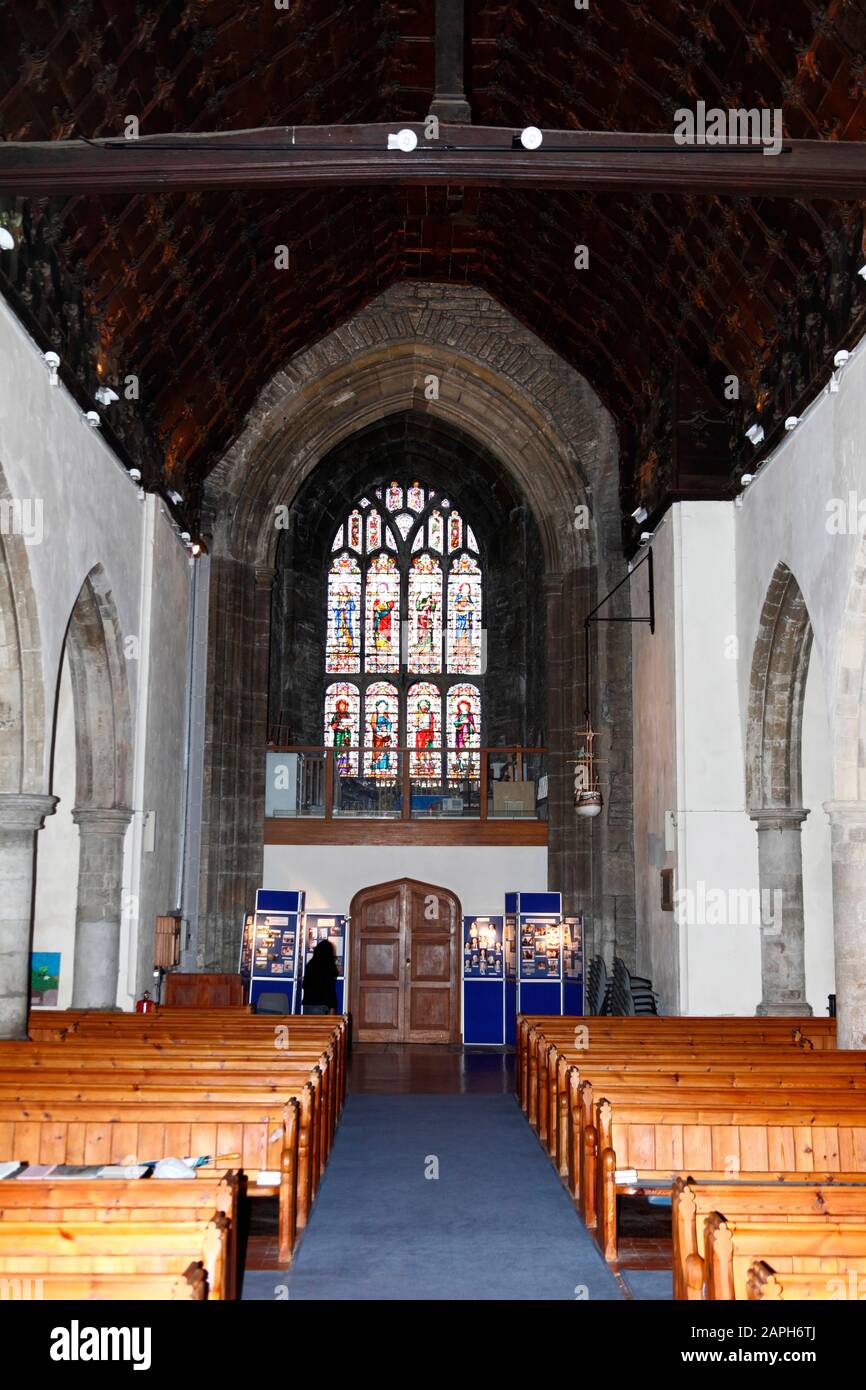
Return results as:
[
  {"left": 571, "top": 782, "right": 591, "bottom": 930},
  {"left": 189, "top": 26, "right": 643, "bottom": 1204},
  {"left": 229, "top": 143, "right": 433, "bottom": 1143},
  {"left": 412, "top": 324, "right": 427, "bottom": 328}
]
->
[{"left": 264, "top": 746, "right": 548, "bottom": 822}]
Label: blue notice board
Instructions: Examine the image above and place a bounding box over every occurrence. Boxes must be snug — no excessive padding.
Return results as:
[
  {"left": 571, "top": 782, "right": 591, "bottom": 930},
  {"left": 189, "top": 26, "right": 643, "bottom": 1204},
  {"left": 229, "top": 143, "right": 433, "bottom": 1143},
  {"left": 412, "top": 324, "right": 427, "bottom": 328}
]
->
[
  {"left": 514, "top": 891, "right": 563, "bottom": 1017},
  {"left": 461, "top": 915, "right": 504, "bottom": 1044},
  {"left": 249, "top": 889, "right": 305, "bottom": 1011}
]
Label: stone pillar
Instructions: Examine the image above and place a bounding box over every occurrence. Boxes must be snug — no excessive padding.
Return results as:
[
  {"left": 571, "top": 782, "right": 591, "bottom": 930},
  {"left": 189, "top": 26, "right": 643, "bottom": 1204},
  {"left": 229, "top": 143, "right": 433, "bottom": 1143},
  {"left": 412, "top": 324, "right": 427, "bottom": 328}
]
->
[
  {"left": 71, "top": 807, "right": 133, "bottom": 1009},
  {"left": 749, "top": 806, "right": 812, "bottom": 1016},
  {"left": 824, "top": 801, "right": 866, "bottom": 1050},
  {"left": 0, "top": 793, "right": 58, "bottom": 1038}
]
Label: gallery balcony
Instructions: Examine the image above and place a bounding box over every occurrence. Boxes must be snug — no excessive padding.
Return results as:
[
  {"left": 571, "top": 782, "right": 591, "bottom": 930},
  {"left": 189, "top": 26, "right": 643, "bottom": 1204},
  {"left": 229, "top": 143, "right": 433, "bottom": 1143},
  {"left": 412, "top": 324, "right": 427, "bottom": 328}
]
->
[{"left": 263, "top": 745, "right": 548, "bottom": 846}]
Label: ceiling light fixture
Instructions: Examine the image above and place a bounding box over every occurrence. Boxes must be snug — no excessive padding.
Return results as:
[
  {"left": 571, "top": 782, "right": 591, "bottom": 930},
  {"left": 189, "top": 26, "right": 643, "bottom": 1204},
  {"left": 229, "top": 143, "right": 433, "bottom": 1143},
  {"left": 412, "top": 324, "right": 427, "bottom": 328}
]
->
[
  {"left": 519, "top": 127, "right": 543, "bottom": 150},
  {"left": 83, "top": 410, "right": 100, "bottom": 428},
  {"left": 0, "top": 227, "right": 14, "bottom": 251},
  {"left": 388, "top": 129, "right": 418, "bottom": 152},
  {"left": 95, "top": 385, "right": 119, "bottom": 406},
  {"left": 745, "top": 423, "right": 764, "bottom": 446},
  {"left": 784, "top": 416, "right": 799, "bottom": 431},
  {"left": 43, "top": 350, "right": 60, "bottom": 386},
  {"left": 631, "top": 505, "right": 648, "bottom": 524}
]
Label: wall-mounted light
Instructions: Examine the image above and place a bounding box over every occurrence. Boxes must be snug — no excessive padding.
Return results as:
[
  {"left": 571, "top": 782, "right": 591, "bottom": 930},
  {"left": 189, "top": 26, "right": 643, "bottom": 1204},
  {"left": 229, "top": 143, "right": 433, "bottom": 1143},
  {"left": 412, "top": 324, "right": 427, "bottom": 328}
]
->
[
  {"left": 740, "top": 473, "right": 755, "bottom": 487},
  {"left": 745, "top": 423, "right": 764, "bottom": 446},
  {"left": 83, "top": 410, "right": 101, "bottom": 428},
  {"left": 784, "top": 416, "right": 799, "bottom": 431},
  {"left": 631, "top": 505, "right": 648, "bottom": 524},
  {"left": 95, "top": 385, "right": 119, "bottom": 406},
  {"left": 519, "top": 127, "right": 543, "bottom": 150},
  {"left": 128, "top": 468, "right": 142, "bottom": 482},
  {"left": 639, "top": 530, "right": 654, "bottom": 544},
  {"left": 43, "top": 350, "right": 60, "bottom": 386},
  {"left": 388, "top": 129, "right": 418, "bottom": 152}
]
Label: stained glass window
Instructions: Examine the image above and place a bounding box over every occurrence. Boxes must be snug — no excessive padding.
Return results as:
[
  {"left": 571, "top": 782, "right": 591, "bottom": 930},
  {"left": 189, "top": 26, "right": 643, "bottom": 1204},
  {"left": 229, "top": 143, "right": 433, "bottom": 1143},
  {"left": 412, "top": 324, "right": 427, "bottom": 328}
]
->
[
  {"left": 324, "top": 681, "right": 360, "bottom": 776},
  {"left": 365, "top": 553, "right": 400, "bottom": 673},
  {"left": 447, "top": 684, "right": 481, "bottom": 781},
  {"left": 324, "top": 483, "right": 484, "bottom": 786},
  {"left": 447, "top": 554, "right": 482, "bottom": 674},
  {"left": 326, "top": 554, "right": 361, "bottom": 673},
  {"left": 364, "top": 682, "right": 399, "bottom": 779},
  {"left": 407, "top": 682, "right": 441, "bottom": 784},
  {"left": 408, "top": 553, "right": 443, "bottom": 674}
]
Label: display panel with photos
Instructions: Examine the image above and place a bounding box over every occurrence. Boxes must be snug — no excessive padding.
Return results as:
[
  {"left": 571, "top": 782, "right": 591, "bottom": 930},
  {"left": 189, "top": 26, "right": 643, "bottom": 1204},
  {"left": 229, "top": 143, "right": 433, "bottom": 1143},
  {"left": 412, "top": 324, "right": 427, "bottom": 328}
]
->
[
  {"left": 462, "top": 916, "right": 504, "bottom": 979},
  {"left": 518, "top": 915, "right": 562, "bottom": 979},
  {"left": 563, "top": 915, "right": 583, "bottom": 979},
  {"left": 303, "top": 914, "right": 346, "bottom": 978},
  {"left": 238, "top": 913, "right": 255, "bottom": 977},
  {"left": 252, "top": 912, "right": 299, "bottom": 978}
]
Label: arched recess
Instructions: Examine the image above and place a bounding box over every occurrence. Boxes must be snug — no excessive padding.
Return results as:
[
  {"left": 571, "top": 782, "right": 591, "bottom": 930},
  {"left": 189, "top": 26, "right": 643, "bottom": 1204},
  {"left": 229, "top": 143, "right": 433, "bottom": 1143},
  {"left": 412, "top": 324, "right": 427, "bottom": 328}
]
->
[
  {"left": 746, "top": 562, "right": 813, "bottom": 811},
  {"left": 197, "top": 285, "right": 633, "bottom": 973},
  {"left": 0, "top": 467, "right": 53, "bottom": 1038},
  {"left": 745, "top": 562, "right": 816, "bottom": 1016},
  {"left": 60, "top": 565, "right": 134, "bottom": 1009}
]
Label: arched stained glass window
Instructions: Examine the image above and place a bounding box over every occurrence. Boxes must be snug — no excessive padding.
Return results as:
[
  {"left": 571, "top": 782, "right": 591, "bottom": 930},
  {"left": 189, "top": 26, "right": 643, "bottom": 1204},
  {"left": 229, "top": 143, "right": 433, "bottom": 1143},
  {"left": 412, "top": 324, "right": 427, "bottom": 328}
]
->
[{"left": 323, "top": 481, "right": 485, "bottom": 784}]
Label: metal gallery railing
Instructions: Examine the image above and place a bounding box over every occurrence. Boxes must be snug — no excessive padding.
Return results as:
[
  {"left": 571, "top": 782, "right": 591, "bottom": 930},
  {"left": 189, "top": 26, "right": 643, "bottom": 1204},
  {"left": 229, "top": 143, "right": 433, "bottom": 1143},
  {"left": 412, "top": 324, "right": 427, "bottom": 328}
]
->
[{"left": 264, "top": 745, "right": 548, "bottom": 821}]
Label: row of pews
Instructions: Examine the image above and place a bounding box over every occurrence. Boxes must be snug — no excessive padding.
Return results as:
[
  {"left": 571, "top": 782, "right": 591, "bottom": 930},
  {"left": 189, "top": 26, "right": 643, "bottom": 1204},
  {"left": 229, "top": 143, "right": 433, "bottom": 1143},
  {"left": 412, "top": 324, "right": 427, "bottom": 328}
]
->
[
  {"left": 517, "top": 1013, "right": 866, "bottom": 1300},
  {"left": 0, "top": 1006, "right": 347, "bottom": 1298}
]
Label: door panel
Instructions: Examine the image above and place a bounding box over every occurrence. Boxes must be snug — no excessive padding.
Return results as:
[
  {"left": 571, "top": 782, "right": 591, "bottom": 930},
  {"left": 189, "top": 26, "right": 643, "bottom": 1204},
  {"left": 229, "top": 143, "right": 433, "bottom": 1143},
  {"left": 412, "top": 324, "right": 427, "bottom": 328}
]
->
[{"left": 350, "top": 879, "right": 461, "bottom": 1043}]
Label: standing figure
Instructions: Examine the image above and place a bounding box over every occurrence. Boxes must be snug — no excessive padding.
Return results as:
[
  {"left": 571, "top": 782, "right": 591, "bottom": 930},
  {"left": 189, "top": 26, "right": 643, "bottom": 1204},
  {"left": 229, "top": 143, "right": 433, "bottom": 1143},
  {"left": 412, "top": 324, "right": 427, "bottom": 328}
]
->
[
  {"left": 329, "top": 697, "right": 353, "bottom": 776},
  {"left": 413, "top": 697, "right": 437, "bottom": 778},
  {"left": 414, "top": 590, "right": 438, "bottom": 666},
  {"left": 370, "top": 699, "right": 393, "bottom": 774},
  {"left": 372, "top": 585, "right": 396, "bottom": 658},
  {"left": 332, "top": 585, "right": 356, "bottom": 664},
  {"left": 452, "top": 697, "right": 478, "bottom": 778},
  {"left": 452, "top": 582, "right": 475, "bottom": 665}
]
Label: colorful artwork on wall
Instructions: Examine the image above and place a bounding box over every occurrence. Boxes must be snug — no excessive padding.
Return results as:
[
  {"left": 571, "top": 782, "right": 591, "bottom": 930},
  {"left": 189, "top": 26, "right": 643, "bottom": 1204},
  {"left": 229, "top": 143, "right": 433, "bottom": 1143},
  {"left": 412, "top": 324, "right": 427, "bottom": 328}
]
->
[{"left": 31, "top": 951, "right": 61, "bottom": 1007}]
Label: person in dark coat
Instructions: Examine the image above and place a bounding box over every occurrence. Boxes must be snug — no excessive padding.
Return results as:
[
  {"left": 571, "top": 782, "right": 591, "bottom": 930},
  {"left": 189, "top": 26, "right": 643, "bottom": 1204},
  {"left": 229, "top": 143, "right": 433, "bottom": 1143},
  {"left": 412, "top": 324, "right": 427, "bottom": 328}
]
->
[{"left": 302, "top": 939, "right": 339, "bottom": 1015}]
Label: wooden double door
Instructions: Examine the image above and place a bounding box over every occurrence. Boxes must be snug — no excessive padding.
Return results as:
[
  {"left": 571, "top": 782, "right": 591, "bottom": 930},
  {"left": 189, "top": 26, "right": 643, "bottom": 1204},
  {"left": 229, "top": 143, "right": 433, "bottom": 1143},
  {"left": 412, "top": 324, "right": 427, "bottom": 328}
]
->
[{"left": 349, "top": 878, "right": 461, "bottom": 1043}]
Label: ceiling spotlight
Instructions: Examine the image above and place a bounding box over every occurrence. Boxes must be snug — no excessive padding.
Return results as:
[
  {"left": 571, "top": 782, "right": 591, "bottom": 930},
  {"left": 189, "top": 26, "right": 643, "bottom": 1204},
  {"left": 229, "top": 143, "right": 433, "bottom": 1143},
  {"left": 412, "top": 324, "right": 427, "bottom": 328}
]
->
[
  {"left": 168, "top": 490, "right": 183, "bottom": 505},
  {"left": 740, "top": 473, "right": 754, "bottom": 487},
  {"left": 128, "top": 468, "right": 142, "bottom": 482},
  {"left": 43, "top": 350, "right": 60, "bottom": 386},
  {"left": 784, "top": 416, "right": 799, "bottom": 431},
  {"left": 0, "top": 227, "right": 14, "bottom": 251},
  {"left": 520, "top": 127, "right": 543, "bottom": 150},
  {"left": 387, "top": 129, "right": 418, "bottom": 152},
  {"left": 631, "top": 505, "right": 648, "bottom": 524},
  {"left": 639, "top": 530, "right": 654, "bottom": 545},
  {"left": 83, "top": 410, "right": 101, "bottom": 428},
  {"left": 191, "top": 541, "right": 202, "bottom": 557},
  {"left": 181, "top": 531, "right": 191, "bottom": 543},
  {"left": 95, "top": 385, "right": 119, "bottom": 406},
  {"left": 745, "top": 423, "right": 764, "bottom": 446},
  {"left": 834, "top": 350, "right": 850, "bottom": 370}
]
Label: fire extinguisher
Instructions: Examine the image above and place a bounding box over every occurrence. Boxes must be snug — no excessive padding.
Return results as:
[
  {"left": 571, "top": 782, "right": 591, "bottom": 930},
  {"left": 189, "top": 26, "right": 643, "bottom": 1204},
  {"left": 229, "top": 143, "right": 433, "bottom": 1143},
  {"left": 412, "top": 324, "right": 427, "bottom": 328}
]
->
[{"left": 135, "top": 990, "right": 155, "bottom": 1014}]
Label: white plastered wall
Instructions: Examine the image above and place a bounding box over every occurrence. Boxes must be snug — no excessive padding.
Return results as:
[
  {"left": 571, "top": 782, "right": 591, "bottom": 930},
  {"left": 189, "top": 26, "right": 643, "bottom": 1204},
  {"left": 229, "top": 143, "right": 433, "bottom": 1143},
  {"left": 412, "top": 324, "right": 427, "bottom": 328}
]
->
[{"left": 0, "top": 297, "right": 193, "bottom": 1007}]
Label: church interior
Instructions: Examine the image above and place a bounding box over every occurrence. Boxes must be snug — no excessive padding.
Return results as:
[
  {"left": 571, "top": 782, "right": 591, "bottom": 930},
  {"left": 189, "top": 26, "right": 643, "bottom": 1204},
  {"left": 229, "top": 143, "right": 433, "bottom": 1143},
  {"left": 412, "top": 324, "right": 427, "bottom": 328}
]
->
[{"left": 1, "top": 0, "right": 866, "bottom": 1325}]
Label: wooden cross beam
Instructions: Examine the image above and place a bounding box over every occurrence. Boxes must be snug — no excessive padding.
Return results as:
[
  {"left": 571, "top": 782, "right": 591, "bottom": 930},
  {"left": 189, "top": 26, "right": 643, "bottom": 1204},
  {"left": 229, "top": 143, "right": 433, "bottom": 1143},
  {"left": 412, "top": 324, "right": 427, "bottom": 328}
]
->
[
  {"left": 0, "top": 125, "right": 864, "bottom": 198},
  {"left": 428, "top": 0, "right": 471, "bottom": 125}
]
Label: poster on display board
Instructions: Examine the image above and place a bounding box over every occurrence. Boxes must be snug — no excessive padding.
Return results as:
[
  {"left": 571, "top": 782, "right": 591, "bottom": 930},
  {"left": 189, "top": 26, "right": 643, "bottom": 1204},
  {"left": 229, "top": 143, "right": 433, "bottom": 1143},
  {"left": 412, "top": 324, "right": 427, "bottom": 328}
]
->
[
  {"left": 302, "top": 912, "right": 348, "bottom": 1014},
  {"left": 248, "top": 890, "right": 305, "bottom": 1011},
  {"left": 461, "top": 915, "right": 505, "bottom": 1045}
]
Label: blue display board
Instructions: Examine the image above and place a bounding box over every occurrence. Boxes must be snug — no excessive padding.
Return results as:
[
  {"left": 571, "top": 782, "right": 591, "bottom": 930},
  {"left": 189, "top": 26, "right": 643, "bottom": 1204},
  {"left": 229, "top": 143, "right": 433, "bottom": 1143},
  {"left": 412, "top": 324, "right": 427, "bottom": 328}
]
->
[
  {"left": 461, "top": 915, "right": 504, "bottom": 1044},
  {"left": 515, "top": 891, "right": 562, "bottom": 1018},
  {"left": 249, "top": 889, "right": 304, "bottom": 1012},
  {"left": 301, "top": 912, "right": 348, "bottom": 1014}
]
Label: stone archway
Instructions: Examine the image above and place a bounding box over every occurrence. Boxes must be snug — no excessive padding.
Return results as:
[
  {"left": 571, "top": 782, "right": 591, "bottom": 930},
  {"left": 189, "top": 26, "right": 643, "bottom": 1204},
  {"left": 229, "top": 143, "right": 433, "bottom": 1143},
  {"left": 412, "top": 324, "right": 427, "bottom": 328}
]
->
[
  {"left": 0, "top": 469, "right": 55, "bottom": 1037},
  {"left": 197, "top": 283, "right": 634, "bottom": 972},
  {"left": 826, "top": 535, "right": 866, "bottom": 1048},
  {"left": 62, "top": 565, "right": 133, "bottom": 1009},
  {"left": 746, "top": 562, "right": 814, "bottom": 1016}
]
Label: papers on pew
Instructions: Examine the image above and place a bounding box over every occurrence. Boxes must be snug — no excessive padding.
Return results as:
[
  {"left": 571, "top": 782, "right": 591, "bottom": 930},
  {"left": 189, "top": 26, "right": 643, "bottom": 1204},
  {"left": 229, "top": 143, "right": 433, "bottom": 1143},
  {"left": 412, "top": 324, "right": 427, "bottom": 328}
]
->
[
  {"left": 0, "top": 1161, "right": 23, "bottom": 1180},
  {"left": 5, "top": 1152, "right": 243, "bottom": 1181}
]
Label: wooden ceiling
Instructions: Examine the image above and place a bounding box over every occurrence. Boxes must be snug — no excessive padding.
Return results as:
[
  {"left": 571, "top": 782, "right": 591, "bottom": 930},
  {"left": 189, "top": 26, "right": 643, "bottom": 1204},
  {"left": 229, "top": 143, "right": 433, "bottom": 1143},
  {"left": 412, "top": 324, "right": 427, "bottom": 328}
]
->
[{"left": 0, "top": 0, "right": 864, "bottom": 532}]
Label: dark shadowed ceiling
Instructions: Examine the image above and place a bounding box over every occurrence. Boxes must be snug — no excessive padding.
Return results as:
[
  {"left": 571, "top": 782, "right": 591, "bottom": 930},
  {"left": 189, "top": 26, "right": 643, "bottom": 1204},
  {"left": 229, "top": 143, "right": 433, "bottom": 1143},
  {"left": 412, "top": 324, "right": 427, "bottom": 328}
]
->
[{"left": 0, "top": 0, "right": 864, "bottom": 534}]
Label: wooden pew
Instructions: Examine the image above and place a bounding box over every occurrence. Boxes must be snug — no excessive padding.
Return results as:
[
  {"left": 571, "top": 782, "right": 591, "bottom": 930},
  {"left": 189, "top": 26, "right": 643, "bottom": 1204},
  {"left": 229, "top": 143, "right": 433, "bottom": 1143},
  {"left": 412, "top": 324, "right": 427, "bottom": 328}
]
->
[
  {"left": 747, "top": 1258, "right": 866, "bottom": 1300},
  {"left": 0, "top": 1217, "right": 230, "bottom": 1298},
  {"left": 701, "top": 1213, "right": 866, "bottom": 1300},
  {"left": 592, "top": 1093, "right": 866, "bottom": 1261},
  {"left": 671, "top": 1175, "right": 866, "bottom": 1300},
  {"left": 0, "top": 1269, "right": 208, "bottom": 1299},
  {"left": 0, "top": 1174, "right": 239, "bottom": 1299}
]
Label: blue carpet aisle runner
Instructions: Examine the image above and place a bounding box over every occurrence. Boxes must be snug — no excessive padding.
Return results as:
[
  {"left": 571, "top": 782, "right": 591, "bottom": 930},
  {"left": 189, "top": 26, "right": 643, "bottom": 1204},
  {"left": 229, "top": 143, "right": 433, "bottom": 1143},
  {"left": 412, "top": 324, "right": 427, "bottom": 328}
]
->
[{"left": 242, "top": 1093, "right": 624, "bottom": 1301}]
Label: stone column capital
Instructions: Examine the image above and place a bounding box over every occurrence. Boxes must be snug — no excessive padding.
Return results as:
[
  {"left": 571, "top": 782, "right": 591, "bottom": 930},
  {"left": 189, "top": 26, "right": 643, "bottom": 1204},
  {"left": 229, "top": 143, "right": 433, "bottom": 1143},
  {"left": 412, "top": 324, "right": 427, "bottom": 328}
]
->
[
  {"left": 749, "top": 806, "right": 809, "bottom": 831},
  {"left": 823, "top": 799, "right": 866, "bottom": 828},
  {"left": 72, "top": 806, "right": 134, "bottom": 835},
  {"left": 0, "top": 793, "right": 59, "bottom": 832}
]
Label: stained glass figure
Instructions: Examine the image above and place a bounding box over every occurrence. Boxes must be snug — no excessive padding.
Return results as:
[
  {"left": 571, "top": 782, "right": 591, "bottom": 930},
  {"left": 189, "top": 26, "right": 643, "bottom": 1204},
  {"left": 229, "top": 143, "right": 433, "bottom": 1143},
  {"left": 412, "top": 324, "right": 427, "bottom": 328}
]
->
[
  {"left": 407, "top": 482, "right": 425, "bottom": 513},
  {"left": 447, "top": 553, "right": 482, "bottom": 673},
  {"left": 365, "top": 553, "right": 399, "bottom": 672},
  {"left": 448, "top": 511, "right": 463, "bottom": 552},
  {"left": 324, "top": 681, "right": 360, "bottom": 776},
  {"left": 407, "top": 681, "right": 441, "bottom": 784},
  {"left": 428, "top": 509, "right": 444, "bottom": 553},
  {"left": 386, "top": 481, "right": 403, "bottom": 512},
  {"left": 408, "top": 553, "right": 442, "bottom": 674},
  {"left": 447, "top": 683, "right": 481, "bottom": 781},
  {"left": 366, "top": 509, "right": 381, "bottom": 552},
  {"left": 364, "top": 681, "right": 399, "bottom": 779},
  {"left": 348, "top": 509, "right": 363, "bottom": 551},
  {"left": 326, "top": 554, "right": 361, "bottom": 673}
]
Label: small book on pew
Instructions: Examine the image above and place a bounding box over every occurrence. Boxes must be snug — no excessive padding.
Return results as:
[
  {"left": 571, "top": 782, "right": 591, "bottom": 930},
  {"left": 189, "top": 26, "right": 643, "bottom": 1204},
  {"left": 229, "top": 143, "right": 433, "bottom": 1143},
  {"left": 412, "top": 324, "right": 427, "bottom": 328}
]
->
[
  {"left": 15, "top": 1164, "right": 58, "bottom": 1179},
  {"left": 0, "top": 1161, "right": 23, "bottom": 1180},
  {"left": 51, "top": 1165, "right": 109, "bottom": 1179}
]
